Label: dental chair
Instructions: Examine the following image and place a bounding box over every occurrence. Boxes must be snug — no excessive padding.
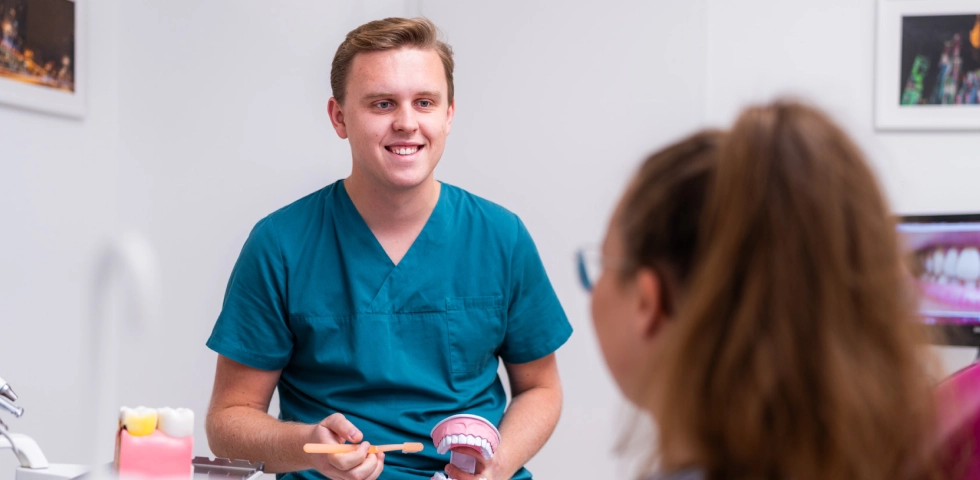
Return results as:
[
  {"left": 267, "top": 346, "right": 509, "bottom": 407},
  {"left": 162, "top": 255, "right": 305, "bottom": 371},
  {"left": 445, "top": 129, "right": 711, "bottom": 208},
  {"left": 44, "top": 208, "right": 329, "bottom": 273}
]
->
[{"left": 935, "top": 361, "right": 980, "bottom": 480}]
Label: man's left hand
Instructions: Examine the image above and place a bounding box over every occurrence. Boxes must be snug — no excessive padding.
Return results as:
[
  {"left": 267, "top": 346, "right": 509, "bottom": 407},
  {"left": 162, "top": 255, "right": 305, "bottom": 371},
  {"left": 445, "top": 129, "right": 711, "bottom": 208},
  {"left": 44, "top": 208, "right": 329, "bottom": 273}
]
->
[{"left": 443, "top": 449, "right": 498, "bottom": 480}]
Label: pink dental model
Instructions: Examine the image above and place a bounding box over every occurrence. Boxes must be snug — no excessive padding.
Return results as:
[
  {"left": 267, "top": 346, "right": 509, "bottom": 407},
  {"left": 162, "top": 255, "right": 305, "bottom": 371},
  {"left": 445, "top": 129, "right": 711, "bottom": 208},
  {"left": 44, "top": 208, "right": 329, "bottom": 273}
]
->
[
  {"left": 429, "top": 414, "right": 501, "bottom": 480},
  {"left": 115, "top": 406, "right": 194, "bottom": 479}
]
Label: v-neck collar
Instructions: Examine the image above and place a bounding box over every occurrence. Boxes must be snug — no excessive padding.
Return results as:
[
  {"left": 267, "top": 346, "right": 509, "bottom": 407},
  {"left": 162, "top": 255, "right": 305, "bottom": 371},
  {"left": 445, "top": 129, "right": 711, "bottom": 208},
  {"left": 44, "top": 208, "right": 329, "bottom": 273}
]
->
[
  {"left": 335, "top": 180, "right": 451, "bottom": 313},
  {"left": 337, "top": 179, "right": 449, "bottom": 268}
]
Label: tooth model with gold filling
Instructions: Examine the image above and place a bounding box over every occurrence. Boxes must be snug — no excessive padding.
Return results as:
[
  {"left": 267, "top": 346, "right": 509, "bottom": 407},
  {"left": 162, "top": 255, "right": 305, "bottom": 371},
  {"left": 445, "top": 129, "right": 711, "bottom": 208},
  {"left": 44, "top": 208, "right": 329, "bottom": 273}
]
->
[{"left": 115, "top": 406, "right": 194, "bottom": 478}]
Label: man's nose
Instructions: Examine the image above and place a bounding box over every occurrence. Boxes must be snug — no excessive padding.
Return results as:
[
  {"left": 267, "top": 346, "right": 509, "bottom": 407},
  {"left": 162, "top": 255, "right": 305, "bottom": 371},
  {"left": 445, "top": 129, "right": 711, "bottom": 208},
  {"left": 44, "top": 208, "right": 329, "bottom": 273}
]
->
[{"left": 392, "top": 105, "right": 419, "bottom": 132}]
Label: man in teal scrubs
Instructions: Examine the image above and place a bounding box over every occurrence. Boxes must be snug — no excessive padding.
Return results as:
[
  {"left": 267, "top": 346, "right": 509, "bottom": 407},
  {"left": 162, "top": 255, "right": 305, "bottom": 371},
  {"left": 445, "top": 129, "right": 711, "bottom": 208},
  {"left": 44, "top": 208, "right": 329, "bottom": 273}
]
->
[{"left": 204, "top": 17, "right": 572, "bottom": 480}]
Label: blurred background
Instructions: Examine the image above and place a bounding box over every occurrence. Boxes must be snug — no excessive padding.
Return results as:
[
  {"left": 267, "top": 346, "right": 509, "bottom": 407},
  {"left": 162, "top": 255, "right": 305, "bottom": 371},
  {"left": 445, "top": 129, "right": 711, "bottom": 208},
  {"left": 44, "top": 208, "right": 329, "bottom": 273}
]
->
[{"left": 1, "top": 0, "right": 979, "bottom": 479}]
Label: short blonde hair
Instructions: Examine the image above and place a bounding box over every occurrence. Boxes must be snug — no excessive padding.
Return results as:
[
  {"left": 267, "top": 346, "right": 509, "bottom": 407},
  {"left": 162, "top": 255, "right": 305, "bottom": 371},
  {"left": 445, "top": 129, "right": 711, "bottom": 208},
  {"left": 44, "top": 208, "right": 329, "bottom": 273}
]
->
[{"left": 330, "top": 17, "right": 455, "bottom": 105}]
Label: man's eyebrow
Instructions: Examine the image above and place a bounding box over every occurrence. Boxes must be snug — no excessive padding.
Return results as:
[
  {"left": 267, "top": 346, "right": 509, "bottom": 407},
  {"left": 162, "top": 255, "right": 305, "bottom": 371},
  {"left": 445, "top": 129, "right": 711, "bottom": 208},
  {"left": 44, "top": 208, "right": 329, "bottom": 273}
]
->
[
  {"left": 361, "top": 92, "right": 394, "bottom": 100},
  {"left": 360, "top": 91, "right": 443, "bottom": 100}
]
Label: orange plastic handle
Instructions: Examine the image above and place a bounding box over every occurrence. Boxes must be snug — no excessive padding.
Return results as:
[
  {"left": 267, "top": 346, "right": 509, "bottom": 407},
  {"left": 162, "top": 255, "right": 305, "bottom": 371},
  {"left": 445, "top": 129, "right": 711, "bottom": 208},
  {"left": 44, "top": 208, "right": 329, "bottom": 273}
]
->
[{"left": 303, "top": 442, "right": 423, "bottom": 454}]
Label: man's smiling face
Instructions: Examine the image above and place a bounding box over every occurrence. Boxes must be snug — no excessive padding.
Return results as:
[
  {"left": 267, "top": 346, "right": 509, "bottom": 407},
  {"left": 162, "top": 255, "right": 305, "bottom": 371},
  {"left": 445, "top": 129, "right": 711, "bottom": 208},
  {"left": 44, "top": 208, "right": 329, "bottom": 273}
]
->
[{"left": 329, "top": 47, "right": 454, "bottom": 191}]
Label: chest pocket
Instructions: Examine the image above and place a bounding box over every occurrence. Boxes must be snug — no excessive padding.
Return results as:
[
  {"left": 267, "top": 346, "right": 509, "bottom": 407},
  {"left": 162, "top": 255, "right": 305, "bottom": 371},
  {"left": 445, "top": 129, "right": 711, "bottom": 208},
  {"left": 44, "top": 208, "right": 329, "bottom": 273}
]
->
[{"left": 446, "top": 296, "right": 505, "bottom": 374}]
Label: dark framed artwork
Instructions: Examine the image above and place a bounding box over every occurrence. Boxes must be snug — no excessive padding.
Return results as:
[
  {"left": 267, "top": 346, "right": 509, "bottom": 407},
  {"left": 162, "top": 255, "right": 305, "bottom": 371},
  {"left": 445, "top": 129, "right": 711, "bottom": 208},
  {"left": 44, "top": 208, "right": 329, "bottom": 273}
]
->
[
  {"left": 0, "top": 0, "right": 85, "bottom": 118},
  {"left": 876, "top": 0, "right": 980, "bottom": 130}
]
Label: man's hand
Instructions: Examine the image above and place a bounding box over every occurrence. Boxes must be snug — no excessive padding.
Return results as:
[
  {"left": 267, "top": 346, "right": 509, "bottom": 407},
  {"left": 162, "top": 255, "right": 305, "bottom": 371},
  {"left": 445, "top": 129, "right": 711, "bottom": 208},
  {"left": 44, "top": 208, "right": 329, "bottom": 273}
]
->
[
  {"left": 307, "top": 413, "right": 385, "bottom": 480},
  {"left": 442, "top": 449, "right": 496, "bottom": 480},
  {"left": 207, "top": 356, "right": 384, "bottom": 477}
]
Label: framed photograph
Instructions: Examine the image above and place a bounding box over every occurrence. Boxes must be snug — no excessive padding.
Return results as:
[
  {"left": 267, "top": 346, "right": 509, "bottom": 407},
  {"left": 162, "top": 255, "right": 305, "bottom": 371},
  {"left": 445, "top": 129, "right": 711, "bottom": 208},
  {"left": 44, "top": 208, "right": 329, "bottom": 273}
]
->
[
  {"left": 0, "top": 0, "right": 85, "bottom": 118},
  {"left": 875, "top": 0, "right": 980, "bottom": 130}
]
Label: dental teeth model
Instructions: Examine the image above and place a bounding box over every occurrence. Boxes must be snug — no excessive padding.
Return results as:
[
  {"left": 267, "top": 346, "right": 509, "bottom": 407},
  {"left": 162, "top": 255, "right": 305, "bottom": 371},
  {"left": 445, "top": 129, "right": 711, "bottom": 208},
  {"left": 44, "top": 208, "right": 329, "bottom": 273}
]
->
[
  {"left": 115, "top": 406, "right": 194, "bottom": 479},
  {"left": 429, "top": 414, "right": 500, "bottom": 480}
]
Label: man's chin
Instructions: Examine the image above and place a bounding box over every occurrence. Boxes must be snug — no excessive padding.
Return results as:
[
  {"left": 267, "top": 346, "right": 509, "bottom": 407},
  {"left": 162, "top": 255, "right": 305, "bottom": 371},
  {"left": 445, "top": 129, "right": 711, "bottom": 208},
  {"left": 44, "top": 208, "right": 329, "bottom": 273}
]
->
[
  {"left": 384, "top": 173, "right": 437, "bottom": 191},
  {"left": 382, "top": 166, "right": 438, "bottom": 189}
]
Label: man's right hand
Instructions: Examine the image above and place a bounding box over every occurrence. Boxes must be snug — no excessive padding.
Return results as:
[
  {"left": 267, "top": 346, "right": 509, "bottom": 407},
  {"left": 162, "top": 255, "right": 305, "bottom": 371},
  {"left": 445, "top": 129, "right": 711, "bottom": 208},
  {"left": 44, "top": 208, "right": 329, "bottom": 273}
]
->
[
  {"left": 206, "top": 356, "right": 384, "bottom": 477},
  {"left": 308, "top": 413, "right": 385, "bottom": 480}
]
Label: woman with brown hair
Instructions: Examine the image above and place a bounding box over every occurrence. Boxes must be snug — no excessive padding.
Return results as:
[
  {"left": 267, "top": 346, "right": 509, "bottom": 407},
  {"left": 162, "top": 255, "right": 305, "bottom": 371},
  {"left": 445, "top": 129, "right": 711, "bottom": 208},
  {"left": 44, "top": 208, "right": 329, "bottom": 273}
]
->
[{"left": 581, "top": 100, "right": 944, "bottom": 480}]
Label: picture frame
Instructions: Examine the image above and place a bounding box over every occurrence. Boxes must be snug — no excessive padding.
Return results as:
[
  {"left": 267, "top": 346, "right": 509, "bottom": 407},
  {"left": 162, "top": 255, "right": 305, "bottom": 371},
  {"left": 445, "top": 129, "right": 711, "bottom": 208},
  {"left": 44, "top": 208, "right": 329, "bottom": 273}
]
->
[
  {"left": 875, "top": 0, "right": 980, "bottom": 130},
  {"left": 0, "top": 0, "right": 85, "bottom": 119}
]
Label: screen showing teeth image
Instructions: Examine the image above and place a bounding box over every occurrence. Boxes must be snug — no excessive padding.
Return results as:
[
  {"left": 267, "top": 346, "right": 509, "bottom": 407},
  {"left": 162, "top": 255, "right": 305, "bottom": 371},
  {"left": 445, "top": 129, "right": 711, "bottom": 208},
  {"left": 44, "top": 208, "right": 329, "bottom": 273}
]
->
[{"left": 900, "top": 223, "right": 980, "bottom": 322}]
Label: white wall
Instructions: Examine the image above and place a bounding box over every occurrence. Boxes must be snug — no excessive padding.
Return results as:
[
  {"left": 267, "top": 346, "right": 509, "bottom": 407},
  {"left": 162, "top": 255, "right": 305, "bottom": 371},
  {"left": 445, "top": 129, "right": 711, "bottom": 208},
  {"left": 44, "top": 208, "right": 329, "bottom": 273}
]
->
[
  {"left": 0, "top": 0, "right": 121, "bottom": 476},
  {"left": 703, "top": 0, "right": 980, "bottom": 215}
]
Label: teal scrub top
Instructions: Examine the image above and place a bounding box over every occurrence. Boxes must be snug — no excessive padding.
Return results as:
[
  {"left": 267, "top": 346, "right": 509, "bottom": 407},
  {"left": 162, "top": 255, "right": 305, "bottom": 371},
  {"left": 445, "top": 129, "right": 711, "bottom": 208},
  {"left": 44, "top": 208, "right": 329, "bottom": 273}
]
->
[{"left": 206, "top": 180, "right": 572, "bottom": 480}]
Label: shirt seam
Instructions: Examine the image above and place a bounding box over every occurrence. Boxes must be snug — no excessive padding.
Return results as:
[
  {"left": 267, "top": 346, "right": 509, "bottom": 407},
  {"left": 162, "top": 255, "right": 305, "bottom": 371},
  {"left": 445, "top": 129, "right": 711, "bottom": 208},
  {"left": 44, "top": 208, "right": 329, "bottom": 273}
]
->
[
  {"left": 207, "top": 337, "right": 287, "bottom": 370},
  {"left": 505, "top": 216, "right": 522, "bottom": 337},
  {"left": 266, "top": 214, "right": 289, "bottom": 324}
]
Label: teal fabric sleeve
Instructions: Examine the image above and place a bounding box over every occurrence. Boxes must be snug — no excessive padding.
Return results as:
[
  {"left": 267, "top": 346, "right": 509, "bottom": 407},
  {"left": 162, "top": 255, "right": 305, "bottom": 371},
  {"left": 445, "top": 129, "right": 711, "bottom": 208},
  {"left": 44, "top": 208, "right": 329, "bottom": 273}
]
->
[
  {"left": 206, "top": 215, "right": 293, "bottom": 370},
  {"left": 499, "top": 218, "right": 573, "bottom": 364}
]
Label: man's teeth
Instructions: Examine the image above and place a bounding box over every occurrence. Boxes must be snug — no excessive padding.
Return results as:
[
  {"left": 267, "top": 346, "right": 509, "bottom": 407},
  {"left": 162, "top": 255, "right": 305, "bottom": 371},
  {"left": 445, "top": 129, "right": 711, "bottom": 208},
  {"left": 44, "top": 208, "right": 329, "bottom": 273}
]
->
[
  {"left": 119, "top": 406, "right": 158, "bottom": 436},
  {"left": 436, "top": 434, "right": 494, "bottom": 459},
  {"left": 157, "top": 407, "right": 194, "bottom": 438},
  {"left": 921, "top": 247, "right": 980, "bottom": 285},
  {"left": 389, "top": 146, "right": 419, "bottom": 155}
]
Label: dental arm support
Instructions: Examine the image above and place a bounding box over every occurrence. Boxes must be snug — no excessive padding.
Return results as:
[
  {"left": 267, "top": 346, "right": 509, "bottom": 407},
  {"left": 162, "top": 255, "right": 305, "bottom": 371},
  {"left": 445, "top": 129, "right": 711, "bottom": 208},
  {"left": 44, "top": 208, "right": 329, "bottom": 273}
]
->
[
  {"left": 0, "top": 432, "right": 50, "bottom": 469},
  {"left": 0, "top": 375, "right": 90, "bottom": 480}
]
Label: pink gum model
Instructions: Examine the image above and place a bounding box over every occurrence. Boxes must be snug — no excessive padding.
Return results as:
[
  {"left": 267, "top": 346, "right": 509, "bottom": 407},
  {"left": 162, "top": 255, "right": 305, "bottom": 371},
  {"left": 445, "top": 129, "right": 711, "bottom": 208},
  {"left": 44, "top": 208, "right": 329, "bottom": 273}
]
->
[
  {"left": 430, "top": 414, "right": 501, "bottom": 479},
  {"left": 115, "top": 429, "right": 193, "bottom": 478}
]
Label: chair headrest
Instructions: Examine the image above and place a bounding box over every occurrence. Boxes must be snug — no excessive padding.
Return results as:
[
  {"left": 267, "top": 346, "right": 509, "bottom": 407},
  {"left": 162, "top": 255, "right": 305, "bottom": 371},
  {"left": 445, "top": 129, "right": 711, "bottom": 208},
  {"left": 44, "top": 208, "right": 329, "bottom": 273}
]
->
[
  {"left": 935, "top": 361, "right": 980, "bottom": 480},
  {"left": 936, "top": 362, "right": 980, "bottom": 442}
]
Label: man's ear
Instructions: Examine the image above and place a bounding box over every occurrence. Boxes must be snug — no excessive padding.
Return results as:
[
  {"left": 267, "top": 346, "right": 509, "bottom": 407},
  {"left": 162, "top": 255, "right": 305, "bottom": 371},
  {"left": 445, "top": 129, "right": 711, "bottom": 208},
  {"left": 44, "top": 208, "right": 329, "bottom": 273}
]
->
[
  {"left": 327, "top": 97, "right": 348, "bottom": 139},
  {"left": 634, "top": 268, "right": 668, "bottom": 339}
]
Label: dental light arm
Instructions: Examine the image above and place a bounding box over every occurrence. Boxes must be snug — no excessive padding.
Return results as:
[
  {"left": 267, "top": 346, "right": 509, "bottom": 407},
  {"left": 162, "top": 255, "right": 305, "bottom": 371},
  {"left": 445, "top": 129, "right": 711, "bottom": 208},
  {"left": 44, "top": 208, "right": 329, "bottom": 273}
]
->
[
  {"left": 1, "top": 376, "right": 19, "bottom": 402},
  {"left": 0, "top": 377, "right": 23, "bottom": 417},
  {"left": 0, "top": 397, "right": 23, "bottom": 418},
  {"left": 0, "top": 376, "right": 48, "bottom": 469}
]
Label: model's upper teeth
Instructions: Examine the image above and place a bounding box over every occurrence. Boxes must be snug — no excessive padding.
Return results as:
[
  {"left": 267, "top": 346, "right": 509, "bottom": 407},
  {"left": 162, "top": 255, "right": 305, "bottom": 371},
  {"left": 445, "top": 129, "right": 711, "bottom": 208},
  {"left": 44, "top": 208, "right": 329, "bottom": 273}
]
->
[
  {"left": 119, "top": 406, "right": 158, "bottom": 436},
  {"left": 436, "top": 434, "right": 493, "bottom": 458},
  {"left": 157, "top": 407, "right": 194, "bottom": 438},
  {"left": 391, "top": 146, "right": 419, "bottom": 155},
  {"left": 481, "top": 441, "right": 492, "bottom": 459}
]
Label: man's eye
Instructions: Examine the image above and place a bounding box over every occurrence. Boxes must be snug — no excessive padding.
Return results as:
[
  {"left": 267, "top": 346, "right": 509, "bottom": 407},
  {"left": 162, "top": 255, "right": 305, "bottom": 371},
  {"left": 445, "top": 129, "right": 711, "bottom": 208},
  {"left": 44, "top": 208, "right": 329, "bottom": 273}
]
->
[
  {"left": 377, "top": 102, "right": 392, "bottom": 109},
  {"left": 417, "top": 100, "right": 431, "bottom": 108}
]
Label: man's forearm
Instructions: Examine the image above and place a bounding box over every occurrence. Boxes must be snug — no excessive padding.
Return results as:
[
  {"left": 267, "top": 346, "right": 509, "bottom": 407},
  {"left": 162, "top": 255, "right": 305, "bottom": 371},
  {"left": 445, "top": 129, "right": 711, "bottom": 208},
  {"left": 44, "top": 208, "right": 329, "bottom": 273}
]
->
[
  {"left": 491, "top": 385, "right": 562, "bottom": 479},
  {"left": 206, "top": 406, "right": 314, "bottom": 474}
]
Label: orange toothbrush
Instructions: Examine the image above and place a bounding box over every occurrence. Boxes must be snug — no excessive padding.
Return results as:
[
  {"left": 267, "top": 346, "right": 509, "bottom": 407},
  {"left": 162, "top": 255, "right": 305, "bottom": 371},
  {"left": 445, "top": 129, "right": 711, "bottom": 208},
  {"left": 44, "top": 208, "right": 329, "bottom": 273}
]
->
[{"left": 303, "top": 442, "right": 424, "bottom": 454}]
